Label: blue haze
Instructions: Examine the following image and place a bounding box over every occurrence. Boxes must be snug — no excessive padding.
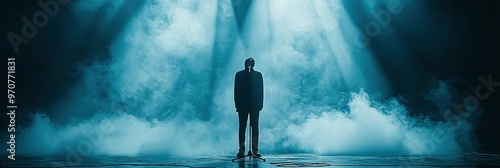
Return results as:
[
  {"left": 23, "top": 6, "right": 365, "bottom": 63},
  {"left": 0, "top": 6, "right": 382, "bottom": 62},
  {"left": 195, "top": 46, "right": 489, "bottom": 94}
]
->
[{"left": 11, "top": 0, "right": 476, "bottom": 157}]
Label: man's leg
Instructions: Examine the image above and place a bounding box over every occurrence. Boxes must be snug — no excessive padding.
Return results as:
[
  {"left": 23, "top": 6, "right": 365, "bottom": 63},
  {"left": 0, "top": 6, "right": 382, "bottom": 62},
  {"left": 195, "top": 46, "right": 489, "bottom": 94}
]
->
[
  {"left": 237, "top": 111, "right": 248, "bottom": 156},
  {"left": 250, "top": 111, "right": 260, "bottom": 154}
]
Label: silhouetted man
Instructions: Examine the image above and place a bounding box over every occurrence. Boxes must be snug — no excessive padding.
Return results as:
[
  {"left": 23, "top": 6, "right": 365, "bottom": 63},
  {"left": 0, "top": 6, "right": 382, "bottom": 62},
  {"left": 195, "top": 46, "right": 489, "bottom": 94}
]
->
[{"left": 234, "top": 57, "right": 264, "bottom": 158}]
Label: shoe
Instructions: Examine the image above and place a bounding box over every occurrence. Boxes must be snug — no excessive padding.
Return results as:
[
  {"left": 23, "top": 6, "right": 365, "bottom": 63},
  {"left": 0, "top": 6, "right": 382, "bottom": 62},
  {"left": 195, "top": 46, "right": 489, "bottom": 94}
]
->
[
  {"left": 236, "top": 150, "right": 245, "bottom": 158},
  {"left": 252, "top": 151, "right": 262, "bottom": 158}
]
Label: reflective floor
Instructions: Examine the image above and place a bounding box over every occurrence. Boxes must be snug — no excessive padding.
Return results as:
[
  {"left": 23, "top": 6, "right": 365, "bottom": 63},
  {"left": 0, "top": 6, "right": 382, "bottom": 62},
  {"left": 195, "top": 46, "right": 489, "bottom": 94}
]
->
[{"left": 2, "top": 153, "right": 500, "bottom": 167}]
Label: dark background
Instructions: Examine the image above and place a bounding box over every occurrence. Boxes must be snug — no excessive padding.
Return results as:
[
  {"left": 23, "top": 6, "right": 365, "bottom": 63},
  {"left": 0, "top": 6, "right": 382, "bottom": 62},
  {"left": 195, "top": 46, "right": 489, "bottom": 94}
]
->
[
  {"left": 1, "top": 0, "right": 499, "bottom": 153},
  {"left": 341, "top": 0, "right": 500, "bottom": 152}
]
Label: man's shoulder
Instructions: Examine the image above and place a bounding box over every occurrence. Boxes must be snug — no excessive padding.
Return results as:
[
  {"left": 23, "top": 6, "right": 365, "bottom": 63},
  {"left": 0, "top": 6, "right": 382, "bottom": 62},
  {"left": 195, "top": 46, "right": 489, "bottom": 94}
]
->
[
  {"left": 254, "top": 70, "right": 262, "bottom": 76},
  {"left": 236, "top": 70, "right": 246, "bottom": 75},
  {"left": 236, "top": 70, "right": 262, "bottom": 76}
]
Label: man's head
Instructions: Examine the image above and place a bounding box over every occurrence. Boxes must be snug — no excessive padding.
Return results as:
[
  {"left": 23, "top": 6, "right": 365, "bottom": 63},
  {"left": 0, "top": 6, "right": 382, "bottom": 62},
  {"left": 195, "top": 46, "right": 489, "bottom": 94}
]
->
[{"left": 245, "top": 57, "right": 255, "bottom": 70}]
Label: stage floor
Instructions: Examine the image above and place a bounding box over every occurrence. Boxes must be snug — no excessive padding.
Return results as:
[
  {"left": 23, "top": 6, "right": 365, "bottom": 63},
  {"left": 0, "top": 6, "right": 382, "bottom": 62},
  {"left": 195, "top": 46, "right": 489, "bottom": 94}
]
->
[{"left": 2, "top": 153, "right": 500, "bottom": 167}]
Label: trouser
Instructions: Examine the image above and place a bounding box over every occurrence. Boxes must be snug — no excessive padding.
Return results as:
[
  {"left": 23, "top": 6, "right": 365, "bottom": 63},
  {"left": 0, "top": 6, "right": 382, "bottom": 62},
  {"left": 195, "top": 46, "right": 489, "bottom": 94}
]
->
[{"left": 238, "top": 111, "right": 259, "bottom": 152}]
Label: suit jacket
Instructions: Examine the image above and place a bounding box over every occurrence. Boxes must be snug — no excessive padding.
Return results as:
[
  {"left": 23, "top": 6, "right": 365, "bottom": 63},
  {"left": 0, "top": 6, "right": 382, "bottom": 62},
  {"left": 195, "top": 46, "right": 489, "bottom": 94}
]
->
[{"left": 234, "top": 68, "right": 264, "bottom": 112}]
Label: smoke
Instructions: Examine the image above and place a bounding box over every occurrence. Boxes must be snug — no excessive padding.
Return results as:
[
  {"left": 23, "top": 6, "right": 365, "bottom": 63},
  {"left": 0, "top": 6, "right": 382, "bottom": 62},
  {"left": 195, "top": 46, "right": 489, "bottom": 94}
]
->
[
  {"left": 11, "top": 0, "right": 477, "bottom": 157},
  {"left": 284, "top": 91, "right": 462, "bottom": 155}
]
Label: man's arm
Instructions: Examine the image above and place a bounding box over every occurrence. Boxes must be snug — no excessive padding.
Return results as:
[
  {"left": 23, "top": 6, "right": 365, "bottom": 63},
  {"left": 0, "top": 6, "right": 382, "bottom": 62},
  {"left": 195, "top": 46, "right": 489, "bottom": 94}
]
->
[
  {"left": 258, "top": 72, "right": 264, "bottom": 111},
  {"left": 234, "top": 73, "right": 240, "bottom": 112}
]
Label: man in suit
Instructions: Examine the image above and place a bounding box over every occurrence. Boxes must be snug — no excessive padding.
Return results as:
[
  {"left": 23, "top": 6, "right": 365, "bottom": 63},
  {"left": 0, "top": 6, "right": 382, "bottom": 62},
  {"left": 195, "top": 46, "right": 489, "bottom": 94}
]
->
[{"left": 234, "top": 57, "right": 264, "bottom": 158}]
